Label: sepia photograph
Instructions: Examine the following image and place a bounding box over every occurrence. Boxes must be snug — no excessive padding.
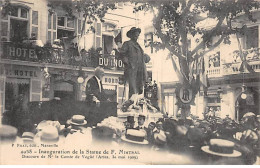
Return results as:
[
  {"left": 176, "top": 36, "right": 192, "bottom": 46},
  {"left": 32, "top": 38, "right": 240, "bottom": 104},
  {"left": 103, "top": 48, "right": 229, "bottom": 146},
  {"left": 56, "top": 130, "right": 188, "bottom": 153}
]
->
[{"left": 0, "top": 0, "right": 260, "bottom": 165}]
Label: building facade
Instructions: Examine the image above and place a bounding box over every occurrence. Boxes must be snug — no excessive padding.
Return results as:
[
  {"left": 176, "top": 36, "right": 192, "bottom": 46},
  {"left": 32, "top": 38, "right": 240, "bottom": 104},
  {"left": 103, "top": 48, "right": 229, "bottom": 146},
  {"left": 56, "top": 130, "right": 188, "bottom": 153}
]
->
[
  {"left": 144, "top": 11, "right": 260, "bottom": 121},
  {"left": 0, "top": 0, "right": 141, "bottom": 117}
]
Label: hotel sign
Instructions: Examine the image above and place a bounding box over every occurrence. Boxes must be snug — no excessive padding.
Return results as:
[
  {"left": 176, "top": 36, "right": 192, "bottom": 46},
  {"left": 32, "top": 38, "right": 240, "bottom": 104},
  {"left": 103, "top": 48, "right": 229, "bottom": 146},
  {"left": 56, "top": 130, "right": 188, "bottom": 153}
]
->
[
  {"left": 2, "top": 42, "right": 37, "bottom": 61},
  {"left": 0, "top": 66, "right": 39, "bottom": 78}
]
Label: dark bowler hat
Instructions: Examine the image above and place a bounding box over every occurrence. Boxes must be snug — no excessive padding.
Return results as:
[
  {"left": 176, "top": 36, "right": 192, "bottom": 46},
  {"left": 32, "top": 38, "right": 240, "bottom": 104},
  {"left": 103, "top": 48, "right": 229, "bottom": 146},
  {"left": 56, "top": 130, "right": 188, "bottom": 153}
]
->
[
  {"left": 127, "top": 27, "right": 141, "bottom": 38},
  {"left": 126, "top": 116, "right": 135, "bottom": 123}
]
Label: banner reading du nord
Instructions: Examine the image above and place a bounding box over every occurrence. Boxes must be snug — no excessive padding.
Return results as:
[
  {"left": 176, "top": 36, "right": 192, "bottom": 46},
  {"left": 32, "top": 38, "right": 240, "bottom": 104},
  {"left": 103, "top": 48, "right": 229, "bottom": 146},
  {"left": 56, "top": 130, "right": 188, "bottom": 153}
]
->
[{"left": 98, "top": 57, "right": 124, "bottom": 70}]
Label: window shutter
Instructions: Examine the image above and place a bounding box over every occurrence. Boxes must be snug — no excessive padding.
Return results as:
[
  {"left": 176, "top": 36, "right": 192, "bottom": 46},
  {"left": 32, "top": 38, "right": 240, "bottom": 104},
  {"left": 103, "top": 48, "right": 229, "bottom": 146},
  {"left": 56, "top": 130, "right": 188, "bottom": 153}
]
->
[
  {"left": 0, "top": 76, "right": 6, "bottom": 114},
  {"left": 30, "top": 79, "right": 42, "bottom": 101},
  {"left": 48, "top": 13, "right": 52, "bottom": 29},
  {"left": 32, "top": 11, "right": 38, "bottom": 25},
  {"left": 47, "top": 13, "right": 57, "bottom": 42},
  {"left": 117, "top": 85, "right": 128, "bottom": 105},
  {"left": 1, "top": 11, "right": 9, "bottom": 41},
  {"left": 53, "top": 14, "right": 57, "bottom": 40},
  {"left": 47, "top": 13, "right": 52, "bottom": 42},
  {"left": 95, "top": 22, "right": 102, "bottom": 48},
  {"left": 78, "top": 19, "right": 81, "bottom": 35}
]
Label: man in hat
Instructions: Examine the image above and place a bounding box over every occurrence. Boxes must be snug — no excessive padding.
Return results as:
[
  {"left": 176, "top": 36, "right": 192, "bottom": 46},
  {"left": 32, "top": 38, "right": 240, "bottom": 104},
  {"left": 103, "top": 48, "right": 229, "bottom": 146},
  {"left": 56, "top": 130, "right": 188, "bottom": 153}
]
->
[
  {"left": 153, "top": 120, "right": 164, "bottom": 134},
  {"left": 85, "top": 67, "right": 108, "bottom": 106},
  {"left": 119, "top": 27, "right": 150, "bottom": 105},
  {"left": 124, "top": 116, "right": 135, "bottom": 129},
  {"left": 135, "top": 115, "right": 146, "bottom": 130}
]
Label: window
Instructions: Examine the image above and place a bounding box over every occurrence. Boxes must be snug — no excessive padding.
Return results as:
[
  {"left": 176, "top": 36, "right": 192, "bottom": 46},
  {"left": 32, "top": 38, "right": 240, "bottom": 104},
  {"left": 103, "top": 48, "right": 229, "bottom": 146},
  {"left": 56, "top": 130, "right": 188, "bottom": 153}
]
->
[
  {"left": 101, "top": 23, "right": 118, "bottom": 54},
  {"left": 57, "top": 16, "right": 75, "bottom": 29},
  {"left": 57, "top": 16, "right": 75, "bottom": 40},
  {"left": 144, "top": 33, "right": 153, "bottom": 53},
  {"left": 67, "top": 17, "right": 74, "bottom": 28},
  {"left": 163, "top": 93, "right": 175, "bottom": 117},
  {"left": 103, "top": 35, "right": 114, "bottom": 55},
  {"left": 57, "top": 29, "right": 74, "bottom": 39},
  {"left": 2, "top": 6, "right": 29, "bottom": 42},
  {"left": 208, "top": 52, "right": 220, "bottom": 68},
  {"left": 10, "top": 19, "right": 28, "bottom": 42},
  {"left": 47, "top": 13, "right": 57, "bottom": 42},
  {"left": 206, "top": 95, "right": 221, "bottom": 117},
  {"left": 58, "top": 17, "right": 65, "bottom": 27},
  {"left": 245, "top": 26, "right": 259, "bottom": 49},
  {"left": 1, "top": 5, "right": 38, "bottom": 42},
  {"left": 21, "top": 8, "right": 28, "bottom": 18},
  {"left": 31, "top": 10, "right": 38, "bottom": 39},
  {"left": 10, "top": 6, "right": 19, "bottom": 17}
]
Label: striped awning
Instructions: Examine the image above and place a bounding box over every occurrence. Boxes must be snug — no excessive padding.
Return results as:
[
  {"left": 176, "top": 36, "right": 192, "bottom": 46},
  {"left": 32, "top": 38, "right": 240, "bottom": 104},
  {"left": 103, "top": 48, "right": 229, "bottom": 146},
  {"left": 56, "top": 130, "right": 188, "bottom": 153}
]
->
[
  {"left": 103, "top": 85, "right": 116, "bottom": 90},
  {"left": 6, "top": 78, "right": 29, "bottom": 84}
]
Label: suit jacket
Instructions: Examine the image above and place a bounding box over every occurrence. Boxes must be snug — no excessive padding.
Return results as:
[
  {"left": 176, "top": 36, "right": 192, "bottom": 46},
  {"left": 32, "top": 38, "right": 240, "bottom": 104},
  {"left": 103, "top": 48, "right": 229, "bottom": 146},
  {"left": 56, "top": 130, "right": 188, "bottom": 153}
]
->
[
  {"left": 120, "top": 40, "right": 150, "bottom": 79},
  {"left": 85, "top": 76, "right": 107, "bottom": 103},
  {"left": 135, "top": 125, "right": 147, "bottom": 130}
]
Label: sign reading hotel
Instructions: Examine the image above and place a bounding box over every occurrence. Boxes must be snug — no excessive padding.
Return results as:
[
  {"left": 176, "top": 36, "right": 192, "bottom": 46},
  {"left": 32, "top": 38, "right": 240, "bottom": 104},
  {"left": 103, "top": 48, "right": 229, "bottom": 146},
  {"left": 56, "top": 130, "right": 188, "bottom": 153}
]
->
[
  {"left": 2, "top": 42, "right": 37, "bottom": 60},
  {"left": 0, "top": 66, "right": 38, "bottom": 78}
]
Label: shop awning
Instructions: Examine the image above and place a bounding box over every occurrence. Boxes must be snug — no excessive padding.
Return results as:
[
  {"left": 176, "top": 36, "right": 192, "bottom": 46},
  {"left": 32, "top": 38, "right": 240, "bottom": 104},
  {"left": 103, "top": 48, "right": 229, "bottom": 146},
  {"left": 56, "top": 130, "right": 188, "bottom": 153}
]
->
[
  {"left": 103, "top": 85, "right": 116, "bottom": 90},
  {"left": 6, "top": 78, "right": 30, "bottom": 84}
]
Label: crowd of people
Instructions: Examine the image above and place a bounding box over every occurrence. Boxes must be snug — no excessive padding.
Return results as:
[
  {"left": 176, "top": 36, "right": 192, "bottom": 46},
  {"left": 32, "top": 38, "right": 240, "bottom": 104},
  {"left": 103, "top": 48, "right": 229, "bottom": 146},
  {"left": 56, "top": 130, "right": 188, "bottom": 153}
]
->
[
  {"left": 123, "top": 112, "right": 260, "bottom": 164},
  {"left": 0, "top": 111, "right": 260, "bottom": 164}
]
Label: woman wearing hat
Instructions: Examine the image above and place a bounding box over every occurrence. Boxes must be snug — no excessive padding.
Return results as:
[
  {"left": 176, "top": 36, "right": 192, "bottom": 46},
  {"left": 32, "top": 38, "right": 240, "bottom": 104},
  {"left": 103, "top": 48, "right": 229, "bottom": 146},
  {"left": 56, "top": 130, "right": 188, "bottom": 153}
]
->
[{"left": 119, "top": 27, "right": 150, "bottom": 105}]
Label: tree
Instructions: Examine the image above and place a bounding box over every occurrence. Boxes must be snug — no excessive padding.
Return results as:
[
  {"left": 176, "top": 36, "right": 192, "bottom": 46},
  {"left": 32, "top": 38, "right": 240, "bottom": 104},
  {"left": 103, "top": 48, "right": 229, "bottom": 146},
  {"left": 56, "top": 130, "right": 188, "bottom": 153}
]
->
[
  {"left": 48, "top": 0, "right": 116, "bottom": 34},
  {"left": 134, "top": 0, "right": 259, "bottom": 116},
  {"left": 47, "top": 0, "right": 117, "bottom": 65}
]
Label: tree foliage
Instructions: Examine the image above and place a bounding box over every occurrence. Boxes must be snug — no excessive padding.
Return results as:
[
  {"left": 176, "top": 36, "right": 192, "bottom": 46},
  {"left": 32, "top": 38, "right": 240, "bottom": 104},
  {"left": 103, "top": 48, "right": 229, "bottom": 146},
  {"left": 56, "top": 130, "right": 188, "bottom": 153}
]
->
[
  {"left": 134, "top": 0, "right": 259, "bottom": 88},
  {"left": 48, "top": 0, "right": 117, "bottom": 34}
]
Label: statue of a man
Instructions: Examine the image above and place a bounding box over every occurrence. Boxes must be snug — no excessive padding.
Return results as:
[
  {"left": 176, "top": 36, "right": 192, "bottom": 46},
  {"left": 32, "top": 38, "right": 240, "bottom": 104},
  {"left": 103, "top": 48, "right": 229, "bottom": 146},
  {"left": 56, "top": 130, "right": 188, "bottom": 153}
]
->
[{"left": 119, "top": 27, "right": 150, "bottom": 103}]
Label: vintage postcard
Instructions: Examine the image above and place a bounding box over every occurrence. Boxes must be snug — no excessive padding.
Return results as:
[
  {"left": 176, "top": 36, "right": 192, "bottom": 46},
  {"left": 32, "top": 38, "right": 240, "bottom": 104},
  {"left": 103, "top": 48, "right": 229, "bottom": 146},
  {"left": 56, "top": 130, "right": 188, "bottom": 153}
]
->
[{"left": 0, "top": 0, "right": 260, "bottom": 165}]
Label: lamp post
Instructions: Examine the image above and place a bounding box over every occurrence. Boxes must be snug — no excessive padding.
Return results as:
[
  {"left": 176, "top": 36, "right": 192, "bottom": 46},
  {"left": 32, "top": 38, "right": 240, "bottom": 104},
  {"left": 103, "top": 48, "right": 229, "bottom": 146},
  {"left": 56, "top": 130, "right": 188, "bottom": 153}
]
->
[{"left": 241, "top": 84, "right": 247, "bottom": 99}]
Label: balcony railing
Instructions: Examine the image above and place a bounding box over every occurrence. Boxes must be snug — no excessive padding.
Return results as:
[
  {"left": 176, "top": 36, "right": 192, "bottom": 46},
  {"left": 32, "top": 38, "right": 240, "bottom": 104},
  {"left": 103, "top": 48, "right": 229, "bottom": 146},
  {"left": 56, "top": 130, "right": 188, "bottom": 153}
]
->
[
  {"left": 1, "top": 42, "right": 124, "bottom": 71},
  {"left": 206, "top": 67, "right": 222, "bottom": 78},
  {"left": 206, "top": 48, "right": 260, "bottom": 78},
  {"left": 223, "top": 60, "right": 260, "bottom": 74}
]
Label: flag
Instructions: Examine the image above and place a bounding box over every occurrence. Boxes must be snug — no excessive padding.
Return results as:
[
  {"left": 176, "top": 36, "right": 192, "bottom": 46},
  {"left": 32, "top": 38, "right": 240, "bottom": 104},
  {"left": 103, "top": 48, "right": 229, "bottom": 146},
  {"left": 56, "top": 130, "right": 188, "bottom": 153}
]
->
[
  {"left": 199, "top": 57, "right": 210, "bottom": 95},
  {"left": 114, "top": 31, "right": 122, "bottom": 44},
  {"left": 236, "top": 31, "right": 254, "bottom": 73},
  {"left": 239, "top": 60, "right": 254, "bottom": 73}
]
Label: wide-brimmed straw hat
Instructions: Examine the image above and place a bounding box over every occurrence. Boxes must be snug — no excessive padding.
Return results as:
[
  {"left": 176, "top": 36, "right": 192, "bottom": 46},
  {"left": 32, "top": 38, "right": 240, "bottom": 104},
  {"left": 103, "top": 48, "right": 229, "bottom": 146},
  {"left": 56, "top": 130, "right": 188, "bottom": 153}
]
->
[
  {"left": 37, "top": 120, "right": 65, "bottom": 133},
  {"left": 22, "top": 132, "right": 35, "bottom": 143},
  {"left": 242, "top": 112, "right": 256, "bottom": 118},
  {"left": 121, "top": 129, "right": 148, "bottom": 145},
  {"left": 126, "top": 27, "right": 141, "bottom": 38},
  {"left": 67, "top": 115, "right": 87, "bottom": 126},
  {"left": 0, "top": 125, "right": 18, "bottom": 143},
  {"left": 121, "top": 135, "right": 149, "bottom": 145},
  {"left": 34, "top": 125, "right": 63, "bottom": 144},
  {"left": 201, "top": 139, "right": 241, "bottom": 157}
]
